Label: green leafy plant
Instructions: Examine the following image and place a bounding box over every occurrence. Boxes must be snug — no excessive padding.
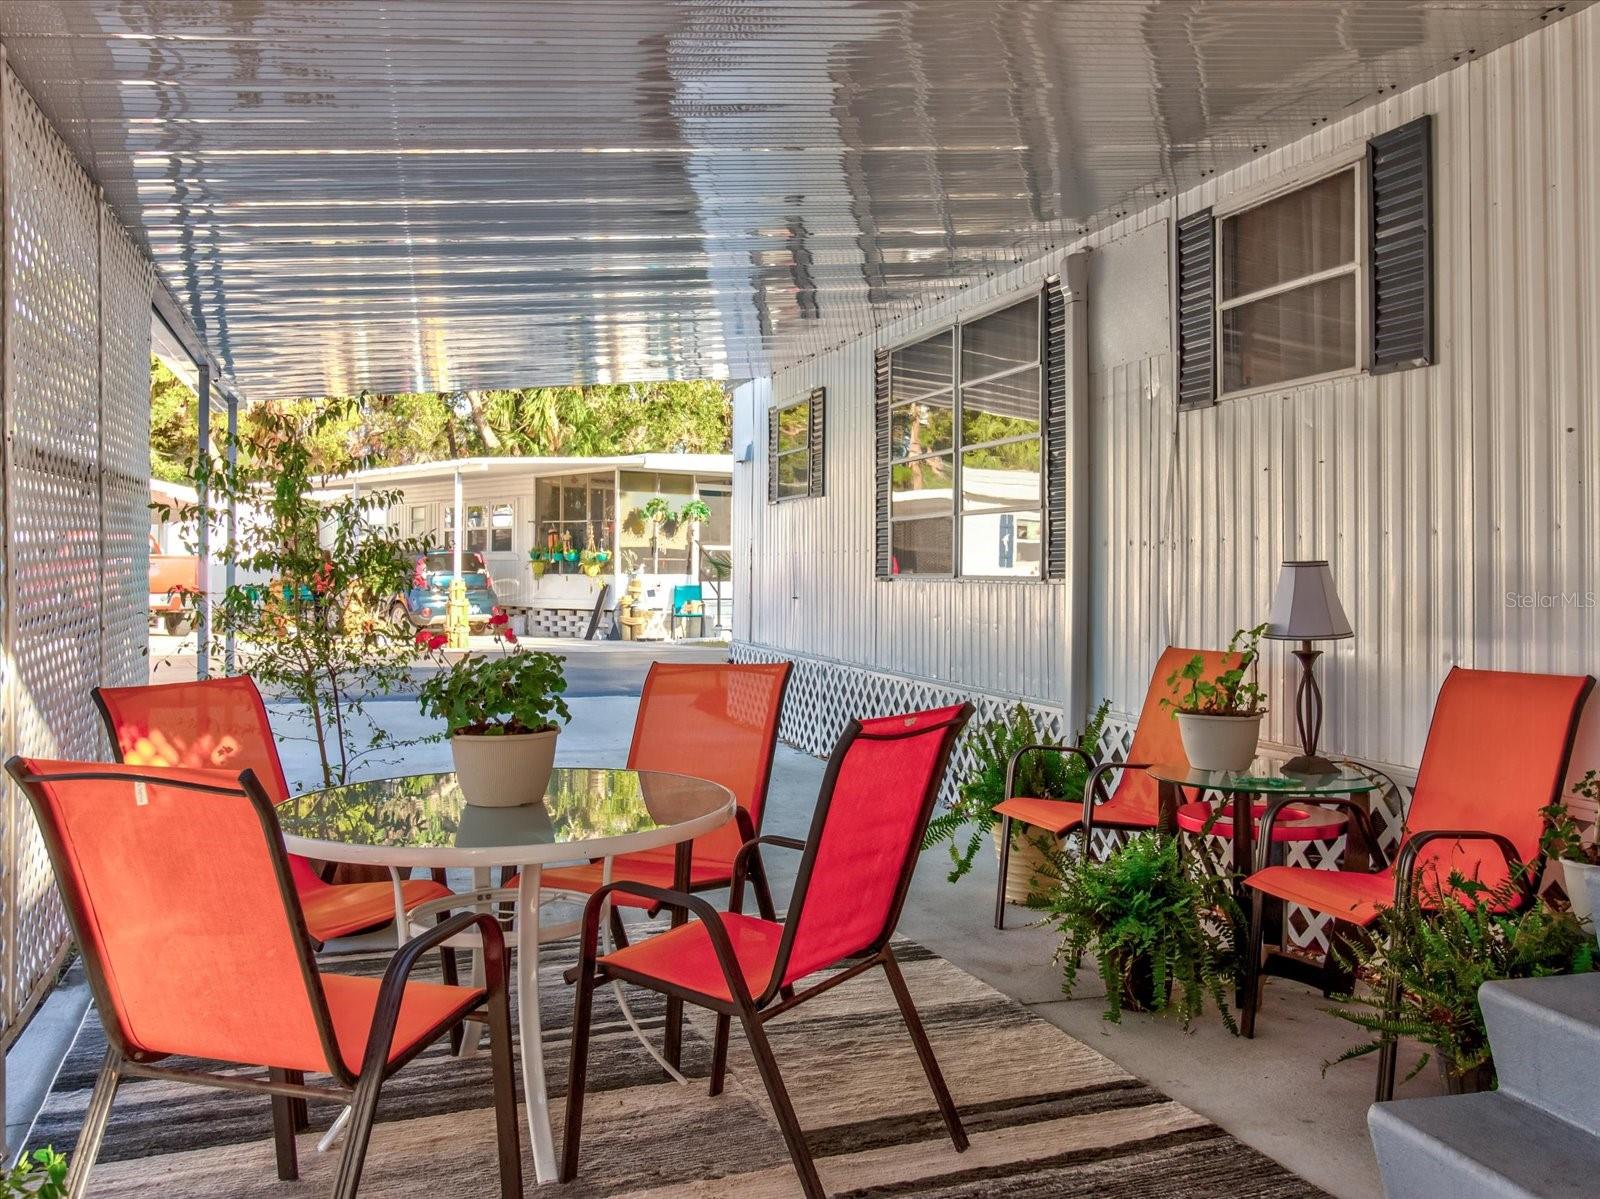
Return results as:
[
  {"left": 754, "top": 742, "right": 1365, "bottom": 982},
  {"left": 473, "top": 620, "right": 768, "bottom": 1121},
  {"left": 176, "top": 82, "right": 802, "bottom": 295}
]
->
[
  {"left": 678, "top": 498, "right": 711, "bottom": 527},
  {"left": 161, "top": 399, "right": 428, "bottom": 788},
  {"left": 1163, "top": 624, "right": 1268, "bottom": 715},
  {"left": 1541, "top": 770, "right": 1600, "bottom": 866},
  {"left": 922, "top": 701, "right": 1108, "bottom": 883},
  {"left": 2, "top": 1147, "right": 68, "bottom": 1198},
  {"left": 1040, "top": 832, "right": 1242, "bottom": 1030},
  {"left": 417, "top": 624, "right": 571, "bottom": 736},
  {"left": 640, "top": 497, "right": 674, "bottom": 525},
  {"left": 1327, "top": 875, "right": 1595, "bottom": 1086}
]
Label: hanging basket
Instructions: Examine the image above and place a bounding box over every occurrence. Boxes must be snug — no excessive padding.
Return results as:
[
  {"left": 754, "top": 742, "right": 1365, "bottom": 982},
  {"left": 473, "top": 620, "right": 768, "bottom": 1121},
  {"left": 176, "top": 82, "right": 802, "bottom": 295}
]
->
[{"left": 994, "top": 826, "right": 1060, "bottom": 907}]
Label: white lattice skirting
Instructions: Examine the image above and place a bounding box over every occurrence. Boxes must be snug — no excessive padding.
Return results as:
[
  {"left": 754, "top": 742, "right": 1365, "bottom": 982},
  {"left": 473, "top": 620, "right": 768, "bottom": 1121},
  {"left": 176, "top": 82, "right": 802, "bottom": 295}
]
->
[{"left": 731, "top": 642, "right": 1406, "bottom": 956}]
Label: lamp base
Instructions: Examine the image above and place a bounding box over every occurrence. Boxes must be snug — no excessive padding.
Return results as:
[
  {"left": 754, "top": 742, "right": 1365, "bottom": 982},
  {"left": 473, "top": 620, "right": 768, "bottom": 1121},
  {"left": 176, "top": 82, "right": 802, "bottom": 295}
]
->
[{"left": 1280, "top": 752, "right": 1339, "bottom": 777}]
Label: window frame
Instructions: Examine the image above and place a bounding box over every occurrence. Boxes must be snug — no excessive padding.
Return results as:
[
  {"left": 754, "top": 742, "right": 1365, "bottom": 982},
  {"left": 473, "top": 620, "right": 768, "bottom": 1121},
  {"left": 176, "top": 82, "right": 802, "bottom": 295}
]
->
[
  {"left": 885, "top": 290, "right": 1045, "bottom": 581},
  {"left": 1213, "top": 153, "right": 1368, "bottom": 402},
  {"left": 769, "top": 394, "right": 813, "bottom": 504}
]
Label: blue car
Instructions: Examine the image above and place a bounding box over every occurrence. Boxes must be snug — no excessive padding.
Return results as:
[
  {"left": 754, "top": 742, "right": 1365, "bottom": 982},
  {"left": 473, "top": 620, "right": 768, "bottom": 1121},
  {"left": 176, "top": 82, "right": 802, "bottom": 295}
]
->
[{"left": 389, "top": 549, "right": 500, "bottom": 631}]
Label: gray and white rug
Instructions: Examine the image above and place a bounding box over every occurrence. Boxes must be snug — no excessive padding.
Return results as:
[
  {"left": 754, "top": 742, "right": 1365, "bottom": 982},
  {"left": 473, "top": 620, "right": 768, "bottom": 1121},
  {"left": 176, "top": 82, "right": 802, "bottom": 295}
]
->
[{"left": 32, "top": 940, "right": 1324, "bottom": 1197}]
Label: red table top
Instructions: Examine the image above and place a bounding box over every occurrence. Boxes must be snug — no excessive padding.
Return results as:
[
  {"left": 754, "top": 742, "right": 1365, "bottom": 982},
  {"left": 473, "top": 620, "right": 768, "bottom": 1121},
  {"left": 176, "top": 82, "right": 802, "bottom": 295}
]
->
[{"left": 1176, "top": 798, "right": 1349, "bottom": 843}]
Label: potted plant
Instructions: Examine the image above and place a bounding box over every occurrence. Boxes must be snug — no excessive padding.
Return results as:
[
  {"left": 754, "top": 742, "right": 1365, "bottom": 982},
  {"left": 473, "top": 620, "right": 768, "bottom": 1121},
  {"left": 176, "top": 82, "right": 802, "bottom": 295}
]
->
[
  {"left": 923, "top": 701, "right": 1108, "bottom": 901},
  {"left": 1327, "top": 875, "right": 1595, "bottom": 1093},
  {"left": 1163, "top": 624, "right": 1268, "bottom": 771},
  {"left": 679, "top": 497, "right": 711, "bottom": 532},
  {"left": 1542, "top": 770, "right": 1600, "bottom": 923},
  {"left": 641, "top": 496, "right": 673, "bottom": 527},
  {"left": 417, "top": 616, "right": 572, "bottom": 807},
  {"left": 1040, "top": 831, "right": 1242, "bottom": 1028}
]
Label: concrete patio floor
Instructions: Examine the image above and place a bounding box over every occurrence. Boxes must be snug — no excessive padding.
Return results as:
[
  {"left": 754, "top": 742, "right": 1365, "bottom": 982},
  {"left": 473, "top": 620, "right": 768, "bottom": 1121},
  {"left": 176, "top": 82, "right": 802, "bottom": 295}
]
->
[{"left": 8, "top": 688, "right": 1440, "bottom": 1195}]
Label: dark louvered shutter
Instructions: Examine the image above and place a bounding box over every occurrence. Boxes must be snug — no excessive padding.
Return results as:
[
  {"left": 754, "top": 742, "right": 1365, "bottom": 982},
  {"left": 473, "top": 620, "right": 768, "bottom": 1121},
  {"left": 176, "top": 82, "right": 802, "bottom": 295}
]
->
[
  {"left": 1368, "top": 115, "right": 1434, "bottom": 373},
  {"left": 1043, "top": 280, "right": 1068, "bottom": 579},
  {"left": 806, "top": 386, "right": 825, "bottom": 497},
  {"left": 874, "top": 350, "right": 891, "bottom": 579},
  {"left": 766, "top": 404, "right": 779, "bottom": 503},
  {"left": 1174, "top": 209, "right": 1216, "bottom": 410}
]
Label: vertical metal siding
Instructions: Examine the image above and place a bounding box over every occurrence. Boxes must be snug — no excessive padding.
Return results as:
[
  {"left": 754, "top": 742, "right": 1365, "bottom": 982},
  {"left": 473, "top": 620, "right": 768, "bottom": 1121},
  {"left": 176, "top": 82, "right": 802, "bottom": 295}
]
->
[{"left": 738, "top": 7, "right": 1600, "bottom": 822}]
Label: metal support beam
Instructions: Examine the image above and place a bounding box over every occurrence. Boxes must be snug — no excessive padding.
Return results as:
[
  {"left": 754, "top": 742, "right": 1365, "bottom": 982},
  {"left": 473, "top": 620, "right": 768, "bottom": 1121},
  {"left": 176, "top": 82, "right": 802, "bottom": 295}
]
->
[
  {"left": 195, "top": 365, "right": 211, "bottom": 679},
  {"left": 224, "top": 390, "right": 238, "bottom": 675}
]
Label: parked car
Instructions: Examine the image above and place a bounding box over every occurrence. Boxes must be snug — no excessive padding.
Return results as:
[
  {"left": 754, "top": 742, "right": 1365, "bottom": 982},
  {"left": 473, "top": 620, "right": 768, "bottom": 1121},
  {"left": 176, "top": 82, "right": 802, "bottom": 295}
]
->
[
  {"left": 149, "top": 548, "right": 198, "bottom": 635},
  {"left": 390, "top": 549, "right": 500, "bottom": 632}
]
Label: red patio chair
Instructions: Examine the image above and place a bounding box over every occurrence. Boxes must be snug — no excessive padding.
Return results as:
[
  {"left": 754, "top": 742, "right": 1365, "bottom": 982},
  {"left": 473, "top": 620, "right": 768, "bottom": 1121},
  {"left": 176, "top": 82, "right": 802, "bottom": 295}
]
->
[
  {"left": 93, "top": 676, "right": 452, "bottom": 943},
  {"left": 5, "top": 758, "right": 521, "bottom": 1199},
  {"left": 991, "top": 646, "right": 1237, "bottom": 927},
  {"left": 561, "top": 702, "right": 973, "bottom": 1199},
  {"left": 1243, "top": 666, "right": 1594, "bottom": 1098}
]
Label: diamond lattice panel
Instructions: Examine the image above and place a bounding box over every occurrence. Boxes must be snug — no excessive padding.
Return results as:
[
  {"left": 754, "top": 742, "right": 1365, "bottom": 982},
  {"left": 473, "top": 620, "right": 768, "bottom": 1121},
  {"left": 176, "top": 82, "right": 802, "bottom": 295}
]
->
[
  {"left": 99, "top": 210, "right": 155, "bottom": 695},
  {"left": 3, "top": 66, "right": 106, "bottom": 1028}
]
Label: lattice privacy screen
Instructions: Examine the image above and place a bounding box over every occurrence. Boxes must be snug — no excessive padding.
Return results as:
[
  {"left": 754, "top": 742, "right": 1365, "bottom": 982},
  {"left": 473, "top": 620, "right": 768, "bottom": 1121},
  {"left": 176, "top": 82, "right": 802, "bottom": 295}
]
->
[
  {"left": 731, "top": 642, "right": 1408, "bottom": 956},
  {"left": 0, "top": 65, "right": 155, "bottom": 1045}
]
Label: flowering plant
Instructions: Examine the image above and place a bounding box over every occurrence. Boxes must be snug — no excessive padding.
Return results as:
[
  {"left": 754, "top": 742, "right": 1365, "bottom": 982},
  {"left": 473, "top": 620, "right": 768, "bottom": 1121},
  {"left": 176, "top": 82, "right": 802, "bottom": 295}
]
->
[{"left": 416, "top": 614, "right": 570, "bottom": 737}]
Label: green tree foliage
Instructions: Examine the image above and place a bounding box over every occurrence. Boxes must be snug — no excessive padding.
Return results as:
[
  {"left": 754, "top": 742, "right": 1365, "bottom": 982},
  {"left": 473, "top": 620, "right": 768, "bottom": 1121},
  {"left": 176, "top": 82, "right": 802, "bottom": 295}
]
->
[{"left": 149, "top": 357, "right": 199, "bottom": 483}]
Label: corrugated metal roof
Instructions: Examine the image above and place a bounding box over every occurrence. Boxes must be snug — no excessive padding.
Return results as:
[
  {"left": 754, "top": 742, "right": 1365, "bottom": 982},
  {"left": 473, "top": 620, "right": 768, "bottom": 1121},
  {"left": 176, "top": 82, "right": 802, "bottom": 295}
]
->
[{"left": 0, "top": 0, "right": 1583, "bottom": 396}]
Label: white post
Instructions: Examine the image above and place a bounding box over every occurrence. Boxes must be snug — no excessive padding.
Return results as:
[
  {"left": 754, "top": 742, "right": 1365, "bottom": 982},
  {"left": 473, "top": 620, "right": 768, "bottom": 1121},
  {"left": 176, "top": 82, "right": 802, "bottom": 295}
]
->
[
  {"left": 195, "top": 365, "right": 211, "bottom": 679},
  {"left": 223, "top": 390, "right": 237, "bottom": 674}
]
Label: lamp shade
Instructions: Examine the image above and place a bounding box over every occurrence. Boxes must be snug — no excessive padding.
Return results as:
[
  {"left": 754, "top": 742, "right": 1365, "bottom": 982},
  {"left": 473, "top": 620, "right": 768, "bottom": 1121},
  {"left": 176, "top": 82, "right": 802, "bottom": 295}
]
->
[{"left": 1265, "top": 560, "right": 1353, "bottom": 641}]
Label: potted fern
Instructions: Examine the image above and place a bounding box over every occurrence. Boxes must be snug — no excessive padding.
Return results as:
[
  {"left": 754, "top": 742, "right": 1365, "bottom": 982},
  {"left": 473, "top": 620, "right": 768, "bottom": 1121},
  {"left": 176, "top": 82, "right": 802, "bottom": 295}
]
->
[
  {"left": 1542, "top": 770, "right": 1600, "bottom": 923},
  {"left": 1164, "top": 624, "right": 1268, "bottom": 771},
  {"left": 923, "top": 701, "right": 1107, "bottom": 901},
  {"left": 1327, "top": 876, "right": 1595, "bottom": 1093},
  {"left": 417, "top": 617, "right": 572, "bottom": 807},
  {"left": 1041, "top": 832, "right": 1242, "bottom": 1028}
]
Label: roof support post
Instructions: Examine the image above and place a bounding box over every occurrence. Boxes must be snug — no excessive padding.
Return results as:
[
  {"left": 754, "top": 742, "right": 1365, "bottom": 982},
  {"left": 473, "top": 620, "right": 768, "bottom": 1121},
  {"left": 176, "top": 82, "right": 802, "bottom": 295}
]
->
[
  {"left": 196, "top": 364, "right": 211, "bottom": 679},
  {"left": 223, "top": 389, "right": 237, "bottom": 675}
]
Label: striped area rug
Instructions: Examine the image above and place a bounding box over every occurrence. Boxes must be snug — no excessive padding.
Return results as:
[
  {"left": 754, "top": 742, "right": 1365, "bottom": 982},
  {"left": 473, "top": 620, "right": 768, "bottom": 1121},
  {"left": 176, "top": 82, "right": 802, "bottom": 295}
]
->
[{"left": 32, "top": 940, "right": 1324, "bottom": 1197}]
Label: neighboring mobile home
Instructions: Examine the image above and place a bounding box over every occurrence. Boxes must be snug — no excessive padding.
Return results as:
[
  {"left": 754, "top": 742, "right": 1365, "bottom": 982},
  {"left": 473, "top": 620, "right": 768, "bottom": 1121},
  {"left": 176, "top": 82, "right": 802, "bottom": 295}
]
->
[{"left": 346, "top": 454, "right": 734, "bottom": 637}]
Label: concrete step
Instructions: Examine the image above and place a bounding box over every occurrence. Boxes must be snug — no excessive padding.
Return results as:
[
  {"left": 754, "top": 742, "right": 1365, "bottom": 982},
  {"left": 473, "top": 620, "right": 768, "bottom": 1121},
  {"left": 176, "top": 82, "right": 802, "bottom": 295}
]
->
[
  {"left": 1369, "top": 1090, "right": 1600, "bottom": 1199},
  {"left": 1479, "top": 972, "right": 1600, "bottom": 1131}
]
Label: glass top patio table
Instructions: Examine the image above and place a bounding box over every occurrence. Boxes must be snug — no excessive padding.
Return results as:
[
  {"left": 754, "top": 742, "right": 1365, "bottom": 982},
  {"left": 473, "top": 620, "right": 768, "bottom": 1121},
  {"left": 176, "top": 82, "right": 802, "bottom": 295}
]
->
[
  {"left": 278, "top": 766, "right": 736, "bottom": 869},
  {"left": 1144, "top": 762, "right": 1379, "bottom": 795}
]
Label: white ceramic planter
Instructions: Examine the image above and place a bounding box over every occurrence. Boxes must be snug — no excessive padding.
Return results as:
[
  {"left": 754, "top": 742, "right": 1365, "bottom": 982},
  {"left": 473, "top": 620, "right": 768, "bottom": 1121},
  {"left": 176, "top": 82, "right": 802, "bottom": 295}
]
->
[
  {"left": 1561, "top": 858, "right": 1600, "bottom": 925},
  {"left": 450, "top": 729, "right": 558, "bottom": 807},
  {"left": 1175, "top": 711, "right": 1266, "bottom": 773}
]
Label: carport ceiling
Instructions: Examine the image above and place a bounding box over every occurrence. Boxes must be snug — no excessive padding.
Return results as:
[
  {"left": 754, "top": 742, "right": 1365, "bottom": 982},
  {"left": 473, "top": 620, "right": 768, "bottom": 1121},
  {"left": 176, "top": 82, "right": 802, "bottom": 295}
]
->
[{"left": 0, "top": 1, "right": 1580, "bottom": 398}]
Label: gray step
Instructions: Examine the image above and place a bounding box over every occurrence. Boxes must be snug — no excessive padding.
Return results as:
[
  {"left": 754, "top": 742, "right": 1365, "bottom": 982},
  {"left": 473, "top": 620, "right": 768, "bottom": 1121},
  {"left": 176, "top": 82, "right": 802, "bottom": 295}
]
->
[
  {"left": 1369, "top": 1090, "right": 1600, "bottom": 1199},
  {"left": 1479, "top": 972, "right": 1600, "bottom": 1131}
]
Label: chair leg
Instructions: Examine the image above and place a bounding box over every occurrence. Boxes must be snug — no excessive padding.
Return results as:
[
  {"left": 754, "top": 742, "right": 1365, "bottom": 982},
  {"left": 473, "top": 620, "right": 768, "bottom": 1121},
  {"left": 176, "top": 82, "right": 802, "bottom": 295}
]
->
[
  {"left": 65, "top": 1050, "right": 121, "bottom": 1199},
  {"left": 1375, "top": 968, "right": 1404, "bottom": 1103},
  {"left": 485, "top": 988, "right": 524, "bottom": 1197},
  {"left": 994, "top": 814, "right": 1014, "bottom": 929},
  {"left": 739, "top": 1007, "right": 825, "bottom": 1199},
  {"left": 331, "top": 1069, "right": 386, "bottom": 1199},
  {"left": 1239, "top": 887, "right": 1268, "bottom": 1039},
  {"left": 709, "top": 1013, "right": 732, "bottom": 1096},
  {"left": 880, "top": 948, "right": 968, "bottom": 1152},
  {"left": 560, "top": 965, "right": 599, "bottom": 1182},
  {"left": 268, "top": 1068, "right": 300, "bottom": 1181},
  {"left": 285, "top": 1067, "right": 309, "bottom": 1132}
]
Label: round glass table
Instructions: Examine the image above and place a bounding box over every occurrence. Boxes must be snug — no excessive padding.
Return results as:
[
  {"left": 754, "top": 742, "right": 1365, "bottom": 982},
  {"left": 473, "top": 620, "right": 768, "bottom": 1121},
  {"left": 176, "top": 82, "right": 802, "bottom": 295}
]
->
[{"left": 281, "top": 767, "right": 735, "bottom": 1185}]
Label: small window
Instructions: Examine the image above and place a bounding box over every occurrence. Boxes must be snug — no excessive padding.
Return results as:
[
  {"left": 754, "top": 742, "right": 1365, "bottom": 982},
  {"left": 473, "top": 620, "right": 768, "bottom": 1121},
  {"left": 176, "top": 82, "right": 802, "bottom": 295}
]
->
[
  {"left": 465, "top": 504, "right": 489, "bottom": 554},
  {"left": 885, "top": 296, "right": 1042, "bottom": 578},
  {"left": 768, "top": 394, "right": 815, "bottom": 502},
  {"left": 408, "top": 504, "right": 432, "bottom": 541},
  {"left": 489, "top": 502, "right": 514, "bottom": 553},
  {"left": 1218, "top": 166, "right": 1361, "bottom": 396}
]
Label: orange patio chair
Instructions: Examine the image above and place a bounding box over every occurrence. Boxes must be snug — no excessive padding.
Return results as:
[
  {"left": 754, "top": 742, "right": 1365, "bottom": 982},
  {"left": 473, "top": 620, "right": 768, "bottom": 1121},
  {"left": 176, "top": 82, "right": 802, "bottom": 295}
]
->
[
  {"left": 93, "top": 676, "right": 452, "bottom": 943},
  {"left": 561, "top": 703, "right": 974, "bottom": 1199},
  {"left": 1243, "top": 666, "right": 1594, "bottom": 1098},
  {"left": 992, "top": 646, "right": 1238, "bottom": 927},
  {"left": 5, "top": 758, "right": 521, "bottom": 1199}
]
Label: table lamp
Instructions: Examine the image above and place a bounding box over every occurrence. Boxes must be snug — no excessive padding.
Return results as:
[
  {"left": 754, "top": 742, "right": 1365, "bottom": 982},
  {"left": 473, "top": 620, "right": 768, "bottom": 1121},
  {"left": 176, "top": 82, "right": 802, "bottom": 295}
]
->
[{"left": 1266, "top": 560, "right": 1353, "bottom": 775}]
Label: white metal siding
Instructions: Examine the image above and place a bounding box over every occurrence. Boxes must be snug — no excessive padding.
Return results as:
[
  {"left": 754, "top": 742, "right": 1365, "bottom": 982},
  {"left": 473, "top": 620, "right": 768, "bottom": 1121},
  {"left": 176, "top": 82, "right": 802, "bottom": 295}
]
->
[{"left": 739, "top": 7, "right": 1600, "bottom": 818}]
